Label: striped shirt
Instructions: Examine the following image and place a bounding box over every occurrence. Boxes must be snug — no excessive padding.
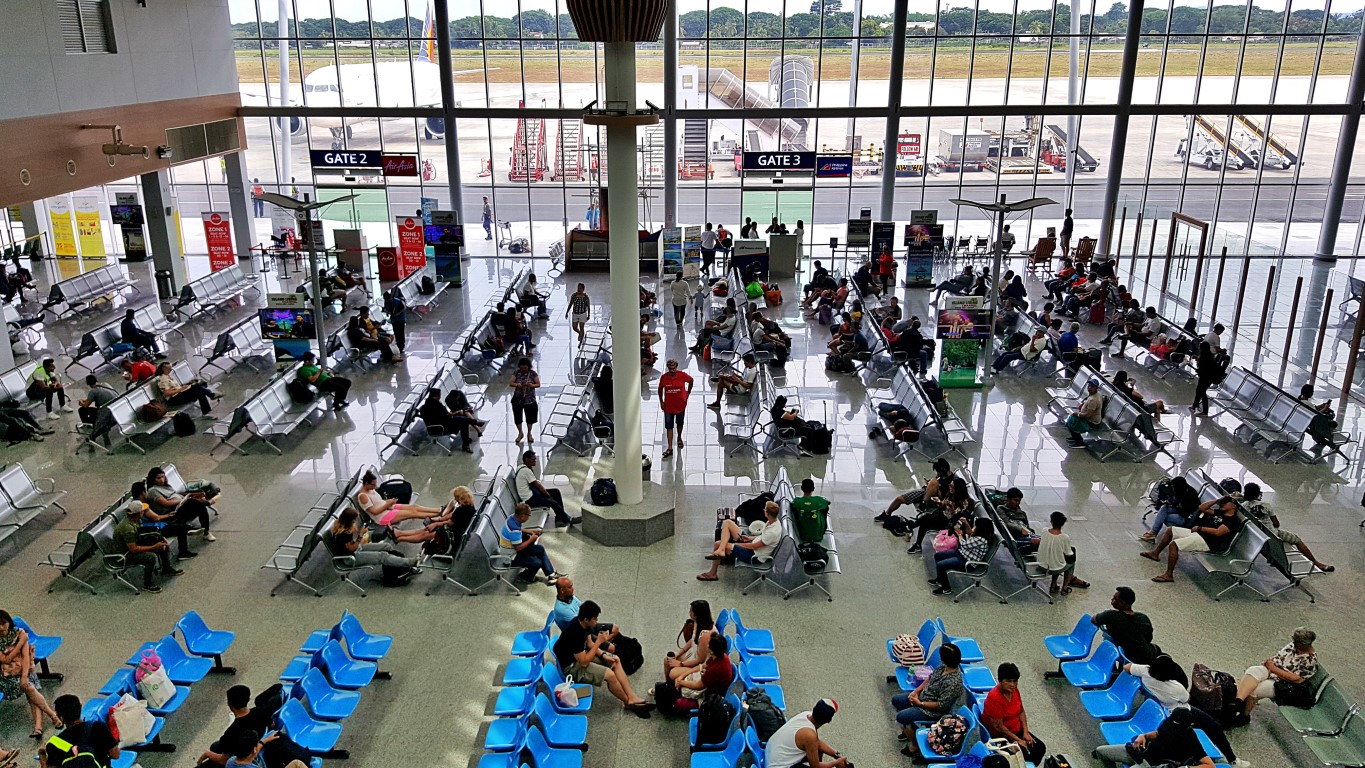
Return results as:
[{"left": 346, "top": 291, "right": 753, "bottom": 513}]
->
[{"left": 569, "top": 293, "right": 590, "bottom": 315}]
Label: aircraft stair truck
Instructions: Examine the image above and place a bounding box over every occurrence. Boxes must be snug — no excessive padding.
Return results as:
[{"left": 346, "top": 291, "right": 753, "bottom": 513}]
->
[
  {"left": 1176, "top": 116, "right": 1252, "bottom": 171},
  {"left": 551, "top": 119, "right": 584, "bottom": 182},
  {"left": 1230, "top": 114, "right": 1299, "bottom": 170},
  {"left": 1040, "top": 124, "right": 1100, "bottom": 172},
  {"left": 937, "top": 128, "right": 991, "bottom": 172},
  {"left": 509, "top": 114, "right": 548, "bottom": 181},
  {"left": 706, "top": 68, "right": 807, "bottom": 151},
  {"left": 679, "top": 119, "right": 713, "bottom": 180}
]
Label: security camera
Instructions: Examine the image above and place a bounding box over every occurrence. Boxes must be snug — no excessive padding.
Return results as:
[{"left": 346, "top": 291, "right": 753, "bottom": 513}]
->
[{"left": 156, "top": 146, "right": 173, "bottom": 159}]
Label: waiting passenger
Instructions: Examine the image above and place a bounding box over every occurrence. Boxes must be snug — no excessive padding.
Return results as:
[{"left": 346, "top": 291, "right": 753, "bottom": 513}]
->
[
  {"left": 707, "top": 353, "right": 758, "bottom": 409},
  {"left": 877, "top": 458, "right": 955, "bottom": 523},
  {"left": 1065, "top": 378, "right": 1104, "bottom": 448},
  {"left": 906, "top": 477, "right": 973, "bottom": 554},
  {"left": 1240, "top": 482, "right": 1332, "bottom": 573},
  {"left": 153, "top": 361, "right": 219, "bottom": 416},
  {"left": 1091, "top": 706, "right": 1214, "bottom": 768},
  {"left": 1099, "top": 299, "right": 1144, "bottom": 346},
  {"left": 697, "top": 501, "right": 781, "bottom": 581},
  {"left": 324, "top": 507, "right": 422, "bottom": 573},
  {"left": 930, "top": 516, "right": 995, "bottom": 596},
  {"left": 673, "top": 632, "right": 734, "bottom": 707},
  {"left": 418, "top": 389, "right": 476, "bottom": 453},
  {"left": 663, "top": 600, "right": 717, "bottom": 685},
  {"left": 1113, "top": 370, "right": 1166, "bottom": 416},
  {"left": 893, "top": 642, "right": 964, "bottom": 754},
  {"left": 790, "top": 478, "right": 831, "bottom": 546},
  {"left": 1124, "top": 654, "right": 1190, "bottom": 710},
  {"left": 355, "top": 469, "right": 444, "bottom": 532},
  {"left": 77, "top": 374, "right": 118, "bottom": 425},
  {"left": 499, "top": 502, "right": 565, "bottom": 586},
  {"left": 1142, "top": 491, "right": 1242, "bottom": 583},
  {"left": 551, "top": 600, "right": 653, "bottom": 716},
  {"left": 767, "top": 699, "right": 851, "bottom": 768},
  {"left": 513, "top": 450, "right": 578, "bottom": 525},
  {"left": 1092, "top": 587, "right": 1160, "bottom": 664},
  {"left": 1232, "top": 627, "right": 1318, "bottom": 722},
  {"left": 992, "top": 328, "right": 1047, "bottom": 373},
  {"left": 2, "top": 610, "right": 60, "bottom": 741},
  {"left": 119, "top": 308, "right": 160, "bottom": 354},
  {"left": 25, "top": 358, "right": 70, "bottom": 419},
  {"left": 114, "top": 501, "right": 181, "bottom": 593},
  {"left": 1039, "top": 511, "right": 1089, "bottom": 594},
  {"left": 982, "top": 662, "right": 1048, "bottom": 765},
  {"left": 297, "top": 351, "right": 351, "bottom": 411},
  {"left": 769, "top": 395, "right": 814, "bottom": 440},
  {"left": 42, "top": 694, "right": 117, "bottom": 768},
  {"left": 346, "top": 315, "right": 400, "bottom": 363},
  {"left": 1115, "top": 306, "right": 1162, "bottom": 356},
  {"left": 1148, "top": 332, "right": 1175, "bottom": 360}
]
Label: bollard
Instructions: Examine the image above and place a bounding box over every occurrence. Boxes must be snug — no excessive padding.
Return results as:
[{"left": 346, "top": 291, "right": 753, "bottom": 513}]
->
[
  {"left": 1255, "top": 265, "right": 1277, "bottom": 353},
  {"left": 1279, "top": 276, "right": 1303, "bottom": 387},
  {"left": 1311, "top": 288, "right": 1334, "bottom": 381}
]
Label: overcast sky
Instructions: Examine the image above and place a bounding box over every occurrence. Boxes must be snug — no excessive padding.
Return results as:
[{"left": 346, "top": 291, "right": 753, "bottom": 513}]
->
[{"left": 230, "top": 0, "right": 1334, "bottom": 26}]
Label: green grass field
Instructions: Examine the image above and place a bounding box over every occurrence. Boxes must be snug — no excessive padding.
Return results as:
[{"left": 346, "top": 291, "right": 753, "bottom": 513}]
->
[{"left": 235, "top": 40, "right": 1353, "bottom": 85}]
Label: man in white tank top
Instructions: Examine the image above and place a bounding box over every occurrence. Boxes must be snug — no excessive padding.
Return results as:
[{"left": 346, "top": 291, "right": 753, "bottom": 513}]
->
[{"left": 766, "top": 698, "right": 851, "bottom": 768}]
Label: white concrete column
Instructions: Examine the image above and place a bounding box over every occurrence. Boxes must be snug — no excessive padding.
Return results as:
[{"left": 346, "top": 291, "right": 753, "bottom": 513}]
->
[
  {"left": 223, "top": 151, "right": 257, "bottom": 273},
  {"left": 139, "top": 170, "right": 188, "bottom": 288},
  {"left": 605, "top": 41, "right": 644, "bottom": 506}
]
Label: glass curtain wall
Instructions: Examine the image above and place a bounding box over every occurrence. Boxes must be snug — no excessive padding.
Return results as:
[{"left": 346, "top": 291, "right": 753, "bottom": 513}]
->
[{"left": 221, "top": 0, "right": 1363, "bottom": 257}]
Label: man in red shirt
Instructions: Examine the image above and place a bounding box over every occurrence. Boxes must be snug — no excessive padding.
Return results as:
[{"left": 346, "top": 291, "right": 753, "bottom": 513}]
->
[{"left": 658, "top": 359, "right": 693, "bottom": 459}]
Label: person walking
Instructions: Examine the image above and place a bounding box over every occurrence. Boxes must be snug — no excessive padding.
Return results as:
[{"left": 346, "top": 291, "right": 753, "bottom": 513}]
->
[
  {"left": 384, "top": 288, "right": 407, "bottom": 353},
  {"left": 482, "top": 196, "right": 493, "bottom": 240},
  {"left": 566, "top": 283, "right": 591, "bottom": 347},
  {"left": 251, "top": 179, "right": 264, "bottom": 217},
  {"left": 700, "top": 223, "right": 718, "bottom": 276},
  {"left": 658, "top": 359, "right": 693, "bottom": 459},
  {"left": 669, "top": 276, "right": 691, "bottom": 327}
]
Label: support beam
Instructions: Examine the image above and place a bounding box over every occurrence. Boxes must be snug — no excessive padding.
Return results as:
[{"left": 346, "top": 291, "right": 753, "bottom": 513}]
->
[
  {"left": 1314, "top": 26, "right": 1365, "bottom": 262},
  {"left": 432, "top": 0, "right": 465, "bottom": 227},
  {"left": 605, "top": 41, "right": 644, "bottom": 507},
  {"left": 140, "top": 170, "right": 187, "bottom": 289},
  {"left": 878, "top": 0, "right": 909, "bottom": 221},
  {"left": 1098, "top": 0, "right": 1144, "bottom": 257},
  {"left": 223, "top": 151, "right": 256, "bottom": 273},
  {"left": 663, "top": 5, "right": 678, "bottom": 228}
]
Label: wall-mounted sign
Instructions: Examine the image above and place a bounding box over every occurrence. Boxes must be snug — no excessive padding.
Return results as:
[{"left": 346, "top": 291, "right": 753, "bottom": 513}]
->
[
  {"left": 741, "top": 151, "right": 816, "bottom": 172},
  {"left": 815, "top": 156, "right": 853, "bottom": 178},
  {"left": 308, "top": 149, "right": 381, "bottom": 168},
  {"left": 381, "top": 154, "right": 418, "bottom": 177}
]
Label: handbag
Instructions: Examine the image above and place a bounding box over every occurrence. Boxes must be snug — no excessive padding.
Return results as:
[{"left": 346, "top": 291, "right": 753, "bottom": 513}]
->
[
  {"left": 133, "top": 648, "right": 162, "bottom": 683},
  {"left": 987, "top": 738, "right": 1027, "bottom": 768},
  {"left": 933, "top": 529, "right": 959, "bottom": 553},
  {"left": 678, "top": 618, "right": 696, "bottom": 647},
  {"left": 554, "top": 675, "right": 580, "bottom": 707},
  {"left": 1274, "top": 678, "right": 1314, "bottom": 708},
  {"left": 679, "top": 668, "right": 705, "bottom": 700},
  {"left": 110, "top": 694, "right": 153, "bottom": 747},
  {"left": 136, "top": 665, "right": 177, "bottom": 708}
]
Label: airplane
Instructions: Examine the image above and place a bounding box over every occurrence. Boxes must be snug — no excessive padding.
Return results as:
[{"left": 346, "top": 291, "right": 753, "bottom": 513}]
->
[{"left": 267, "top": 1, "right": 488, "bottom": 147}]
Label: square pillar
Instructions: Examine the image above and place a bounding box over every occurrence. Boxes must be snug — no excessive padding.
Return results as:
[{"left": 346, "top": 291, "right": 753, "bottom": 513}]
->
[
  {"left": 139, "top": 170, "right": 188, "bottom": 289},
  {"left": 223, "top": 151, "right": 257, "bottom": 273}
]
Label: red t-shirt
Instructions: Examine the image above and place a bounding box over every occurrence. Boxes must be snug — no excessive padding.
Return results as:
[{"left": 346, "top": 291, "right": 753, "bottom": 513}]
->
[
  {"left": 879, "top": 252, "right": 895, "bottom": 275},
  {"left": 658, "top": 371, "right": 693, "bottom": 414},
  {"left": 127, "top": 360, "right": 155, "bottom": 383},
  {"left": 700, "top": 653, "right": 734, "bottom": 697},
  {"left": 983, "top": 686, "right": 1024, "bottom": 735}
]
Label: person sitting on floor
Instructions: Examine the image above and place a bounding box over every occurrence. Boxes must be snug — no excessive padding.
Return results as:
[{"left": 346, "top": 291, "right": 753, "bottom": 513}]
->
[
  {"left": 1142, "top": 490, "right": 1242, "bottom": 584},
  {"left": 697, "top": 501, "right": 781, "bottom": 581},
  {"left": 552, "top": 600, "right": 654, "bottom": 716}
]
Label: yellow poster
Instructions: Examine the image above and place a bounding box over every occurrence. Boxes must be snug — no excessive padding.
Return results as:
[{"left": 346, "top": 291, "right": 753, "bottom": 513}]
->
[
  {"left": 48, "top": 197, "right": 81, "bottom": 279},
  {"left": 74, "top": 195, "right": 106, "bottom": 264}
]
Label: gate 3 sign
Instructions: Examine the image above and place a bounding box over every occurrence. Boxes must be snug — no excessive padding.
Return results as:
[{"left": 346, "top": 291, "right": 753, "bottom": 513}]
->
[{"left": 741, "top": 151, "right": 816, "bottom": 171}]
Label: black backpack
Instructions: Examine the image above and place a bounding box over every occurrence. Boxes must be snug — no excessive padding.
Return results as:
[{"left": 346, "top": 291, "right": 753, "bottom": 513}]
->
[
  {"left": 744, "top": 687, "right": 787, "bottom": 744},
  {"left": 590, "top": 478, "right": 618, "bottom": 506},
  {"left": 801, "top": 426, "right": 834, "bottom": 455},
  {"left": 378, "top": 478, "right": 414, "bottom": 505},
  {"left": 419, "top": 275, "right": 436, "bottom": 295},
  {"left": 796, "top": 541, "right": 829, "bottom": 573},
  {"left": 172, "top": 411, "right": 196, "bottom": 437},
  {"left": 612, "top": 634, "right": 644, "bottom": 675},
  {"left": 286, "top": 378, "right": 316, "bottom": 404},
  {"left": 381, "top": 563, "right": 418, "bottom": 587},
  {"left": 697, "top": 693, "right": 735, "bottom": 746}
]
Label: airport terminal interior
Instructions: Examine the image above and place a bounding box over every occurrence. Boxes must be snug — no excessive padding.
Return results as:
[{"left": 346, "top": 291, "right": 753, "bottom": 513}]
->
[{"left": 3, "top": 1, "right": 1365, "bottom": 767}]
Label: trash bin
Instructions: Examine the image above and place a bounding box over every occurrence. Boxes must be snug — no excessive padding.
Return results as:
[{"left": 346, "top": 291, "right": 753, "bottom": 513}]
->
[
  {"left": 154, "top": 269, "right": 175, "bottom": 300},
  {"left": 641, "top": 454, "right": 652, "bottom": 482}
]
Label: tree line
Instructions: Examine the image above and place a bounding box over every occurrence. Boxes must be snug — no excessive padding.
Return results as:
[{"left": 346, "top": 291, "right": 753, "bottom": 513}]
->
[{"left": 231, "top": 3, "right": 1362, "bottom": 47}]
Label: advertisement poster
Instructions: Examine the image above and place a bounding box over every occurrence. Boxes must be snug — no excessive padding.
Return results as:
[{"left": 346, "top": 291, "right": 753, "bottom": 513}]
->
[
  {"left": 271, "top": 207, "right": 296, "bottom": 245},
  {"left": 846, "top": 218, "right": 871, "bottom": 249},
  {"left": 904, "top": 224, "right": 934, "bottom": 287},
  {"left": 938, "top": 339, "right": 984, "bottom": 388},
  {"left": 420, "top": 197, "right": 438, "bottom": 225},
  {"left": 871, "top": 221, "right": 896, "bottom": 257},
  {"left": 259, "top": 307, "right": 316, "bottom": 370},
  {"left": 202, "top": 212, "right": 235, "bottom": 272},
  {"left": 395, "top": 216, "right": 426, "bottom": 276},
  {"left": 682, "top": 225, "right": 703, "bottom": 279},
  {"left": 910, "top": 209, "right": 938, "bottom": 226},
  {"left": 660, "top": 227, "right": 683, "bottom": 278},
  {"left": 74, "top": 196, "right": 106, "bottom": 259},
  {"left": 48, "top": 197, "right": 79, "bottom": 278}
]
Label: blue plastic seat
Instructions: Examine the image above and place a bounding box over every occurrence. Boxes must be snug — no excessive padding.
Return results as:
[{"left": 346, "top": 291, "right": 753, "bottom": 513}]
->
[
  {"left": 110, "top": 750, "right": 139, "bottom": 768},
  {"left": 502, "top": 654, "right": 544, "bottom": 687},
  {"left": 281, "top": 651, "right": 318, "bottom": 683},
  {"left": 300, "top": 627, "right": 333, "bottom": 655},
  {"left": 532, "top": 692, "right": 588, "bottom": 748},
  {"left": 512, "top": 614, "right": 555, "bottom": 657},
  {"left": 12, "top": 617, "right": 62, "bottom": 668},
  {"left": 689, "top": 693, "right": 743, "bottom": 750},
  {"left": 540, "top": 664, "right": 592, "bottom": 714},
  {"left": 736, "top": 647, "right": 779, "bottom": 683},
  {"left": 320, "top": 640, "right": 377, "bottom": 689},
  {"left": 297, "top": 666, "right": 362, "bottom": 720},
  {"left": 690, "top": 728, "right": 748, "bottom": 768},
  {"left": 277, "top": 697, "right": 343, "bottom": 753},
  {"left": 1061, "top": 640, "right": 1120, "bottom": 689},
  {"left": 338, "top": 611, "right": 393, "bottom": 661},
  {"left": 127, "top": 674, "right": 191, "bottom": 716},
  {"left": 928, "top": 740, "right": 988, "bottom": 768},
  {"left": 1100, "top": 698, "right": 1168, "bottom": 746},
  {"left": 494, "top": 683, "right": 535, "bottom": 717},
  {"left": 1195, "top": 728, "right": 1226, "bottom": 762},
  {"left": 713, "top": 608, "right": 731, "bottom": 636},
  {"left": 484, "top": 713, "right": 528, "bottom": 752},
  {"left": 730, "top": 611, "right": 774, "bottom": 655},
  {"left": 1079, "top": 670, "right": 1142, "bottom": 720},
  {"left": 735, "top": 662, "right": 786, "bottom": 710},
  {"left": 99, "top": 667, "right": 135, "bottom": 696},
  {"left": 744, "top": 726, "right": 767, "bottom": 768},
  {"left": 175, "top": 610, "right": 235, "bottom": 659},
  {"left": 961, "top": 664, "right": 996, "bottom": 694},
  {"left": 916, "top": 706, "right": 978, "bottom": 761},
  {"left": 1044, "top": 614, "right": 1097, "bottom": 662},
  {"left": 934, "top": 618, "right": 984, "bottom": 663},
  {"left": 142, "top": 635, "right": 214, "bottom": 685},
  {"left": 526, "top": 723, "right": 584, "bottom": 768}
]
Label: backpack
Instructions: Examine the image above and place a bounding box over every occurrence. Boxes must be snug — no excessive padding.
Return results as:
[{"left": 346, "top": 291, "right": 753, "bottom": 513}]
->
[
  {"left": 882, "top": 515, "right": 914, "bottom": 536},
  {"left": 286, "top": 378, "right": 316, "bottom": 404},
  {"left": 1190, "top": 663, "right": 1237, "bottom": 714},
  {"left": 927, "top": 714, "right": 968, "bottom": 755},
  {"left": 816, "top": 304, "right": 835, "bottom": 325},
  {"left": 378, "top": 478, "right": 414, "bottom": 505},
  {"left": 419, "top": 275, "right": 436, "bottom": 295},
  {"left": 108, "top": 342, "right": 134, "bottom": 355},
  {"left": 801, "top": 425, "right": 834, "bottom": 454},
  {"left": 1041, "top": 756, "right": 1074, "bottom": 768},
  {"left": 744, "top": 687, "right": 787, "bottom": 744},
  {"left": 796, "top": 541, "right": 828, "bottom": 573},
  {"left": 381, "top": 563, "right": 418, "bottom": 587},
  {"left": 764, "top": 287, "right": 783, "bottom": 306},
  {"left": 825, "top": 355, "right": 855, "bottom": 374},
  {"left": 613, "top": 634, "right": 644, "bottom": 675},
  {"left": 590, "top": 478, "right": 618, "bottom": 506},
  {"left": 590, "top": 409, "right": 613, "bottom": 436},
  {"left": 139, "top": 401, "right": 167, "bottom": 422},
  {"left": 172, "top": 412, "right": 196, "bottom": 437},
  {"left": 697, "top": 693, "right": 736, "bottom": 747},
  {"left": 891, "top": 634, "right": 926, "bottom": 666}
]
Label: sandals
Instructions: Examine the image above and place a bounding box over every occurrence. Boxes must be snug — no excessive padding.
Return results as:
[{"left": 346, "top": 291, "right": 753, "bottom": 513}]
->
[
  {"left": 1069, "top": 578, "right": 1090, "bottom": 589},
  {"left": 1060, "top": 586, "right": 1073, "bottom": 595},
  {"left": 1151, "top": 574, "right": 1174, "bottom": 583},
  {"left": 696, "top": 573, "right": 718, "bottom": 581},
  {"left": 0, "top": 747, "right": 20, "bottom": 768},
  {"left": 661, "top": 449, "right": 674, "bottom": 459}
]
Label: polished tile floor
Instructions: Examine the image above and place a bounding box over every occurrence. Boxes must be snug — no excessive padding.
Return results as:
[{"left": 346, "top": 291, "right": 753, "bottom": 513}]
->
[{"left": 0, "top": 251, "right": 1359, "bottom": 768}]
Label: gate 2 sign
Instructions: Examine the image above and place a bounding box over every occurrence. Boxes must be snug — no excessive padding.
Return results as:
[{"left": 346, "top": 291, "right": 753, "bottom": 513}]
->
[{"left": 741, "top": 151, "right": 816, "bottom": 171}]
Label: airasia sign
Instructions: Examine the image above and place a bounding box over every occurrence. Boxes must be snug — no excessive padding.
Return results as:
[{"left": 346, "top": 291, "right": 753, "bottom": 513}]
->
[
  {"left": 394, "top": 216, "right": 426, "bottom": 277},
  {"left": 201, "top": 212, "right": 234, "bottom": 272},
  {"left": 381, "top": 155, "right": 418, "bottom": 177}
]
